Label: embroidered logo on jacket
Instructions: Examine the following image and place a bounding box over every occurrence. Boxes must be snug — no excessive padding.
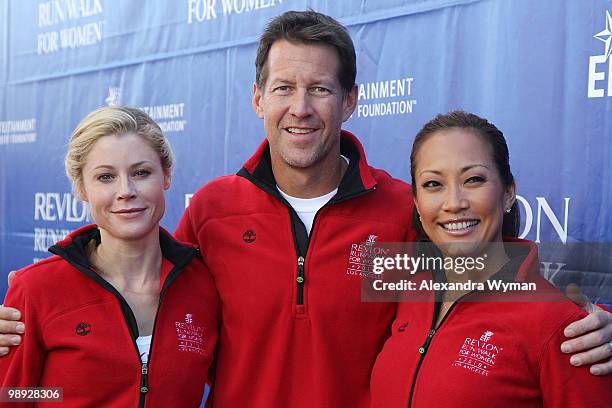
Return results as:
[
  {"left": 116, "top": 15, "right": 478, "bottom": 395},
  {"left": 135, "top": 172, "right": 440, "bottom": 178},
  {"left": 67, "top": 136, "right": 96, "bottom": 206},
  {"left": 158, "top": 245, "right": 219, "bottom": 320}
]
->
[
  {"left": 480, "top": 331, "right": 494, "bottom": 342},
  {"left": 451, "top": 330, "right": 503, "bottom": 377},
  {"left": 75, "top": 322, "right": 92, "bottom": 336},
  {"left": 175, "top": 313, "right": 205, "bottom": 355},
  {"left": 243, "top": 230, "right": 256, "bottom": 243},
  {"left": 346, "top": 234, "right": 389, "bottom": 278}
]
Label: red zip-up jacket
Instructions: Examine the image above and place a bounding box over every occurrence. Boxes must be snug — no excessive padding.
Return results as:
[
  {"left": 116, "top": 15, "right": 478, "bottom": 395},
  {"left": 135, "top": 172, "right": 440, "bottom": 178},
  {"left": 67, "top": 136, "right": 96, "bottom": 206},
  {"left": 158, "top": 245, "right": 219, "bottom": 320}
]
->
[
  {"left": 0, "top": 225, "right": 219, "bottom": 407},
  {"left": 370, "top": 238, "right": 612, "bottom": 407},
  {"left": 175, "top": 131, "right": 417, "bottom": 407}
]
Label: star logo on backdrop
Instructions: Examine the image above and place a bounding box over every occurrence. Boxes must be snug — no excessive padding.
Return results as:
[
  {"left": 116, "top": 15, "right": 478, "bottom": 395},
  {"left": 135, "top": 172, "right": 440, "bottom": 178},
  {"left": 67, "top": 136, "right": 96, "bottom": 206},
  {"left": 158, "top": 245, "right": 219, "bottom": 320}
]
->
[
  {"left": 594, "top": 10, "right": 612, "bottom": 61},
  {"left": 105, "top": 86, "right": 122, "bottom": 106}
]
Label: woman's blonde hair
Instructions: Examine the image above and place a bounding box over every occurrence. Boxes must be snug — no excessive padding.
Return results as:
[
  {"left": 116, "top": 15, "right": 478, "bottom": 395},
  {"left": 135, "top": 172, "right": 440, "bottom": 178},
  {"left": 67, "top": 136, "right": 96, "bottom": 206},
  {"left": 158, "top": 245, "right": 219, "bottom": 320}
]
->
[{"left": 65, "top": 106, "right": 174, "bottom": 195}]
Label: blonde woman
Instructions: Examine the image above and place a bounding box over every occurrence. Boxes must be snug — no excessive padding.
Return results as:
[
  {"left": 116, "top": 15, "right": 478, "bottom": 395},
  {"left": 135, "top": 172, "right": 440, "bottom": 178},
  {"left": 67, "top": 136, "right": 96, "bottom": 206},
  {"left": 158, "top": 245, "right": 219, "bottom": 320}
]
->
[{"left": 0, "top": 107, "right": 218, "bottom": 407}]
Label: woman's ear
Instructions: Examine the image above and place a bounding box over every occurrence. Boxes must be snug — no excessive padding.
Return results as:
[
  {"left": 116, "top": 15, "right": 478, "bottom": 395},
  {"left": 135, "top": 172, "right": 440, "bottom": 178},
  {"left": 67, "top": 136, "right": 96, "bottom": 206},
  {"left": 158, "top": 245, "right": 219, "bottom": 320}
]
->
[
  {"left": 414, "top": 197, "right": 421, "bottom": 220},
  {"left": 77, "top": 184, "right": 88, "bottom": 202},
  {"left": 504, "top": 182, "right": 516, "bottom": 212}
]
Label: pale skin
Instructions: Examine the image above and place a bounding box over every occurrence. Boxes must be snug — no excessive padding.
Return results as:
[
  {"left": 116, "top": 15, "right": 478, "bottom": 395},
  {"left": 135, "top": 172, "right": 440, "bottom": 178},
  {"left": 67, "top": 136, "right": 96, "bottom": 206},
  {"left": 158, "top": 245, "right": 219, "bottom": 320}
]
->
[
  {"left": 89, "top": 235, "right": 161, "bottom": 336},
  {"left": 78, "top": 133, "right": 171, "bottom": 337},
  {"left": 0, "top": 133, "right": 171, "bottom": 342},
  {"left": 1, "top": 40, "right": 612, "bottom": 375}
]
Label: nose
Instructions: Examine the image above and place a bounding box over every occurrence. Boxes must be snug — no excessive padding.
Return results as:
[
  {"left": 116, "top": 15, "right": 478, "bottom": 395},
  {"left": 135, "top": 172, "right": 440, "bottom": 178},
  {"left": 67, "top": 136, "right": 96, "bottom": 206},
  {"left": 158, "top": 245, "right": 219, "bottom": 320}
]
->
[
  {"left": 288, "top": 89, "right": 313, "bottom": 118},
  {"left": 117, "top": 176, "right": 137, "bottom": 200},
  {"left": 441, "top": 184, "right": 468, "bottom": 213}
]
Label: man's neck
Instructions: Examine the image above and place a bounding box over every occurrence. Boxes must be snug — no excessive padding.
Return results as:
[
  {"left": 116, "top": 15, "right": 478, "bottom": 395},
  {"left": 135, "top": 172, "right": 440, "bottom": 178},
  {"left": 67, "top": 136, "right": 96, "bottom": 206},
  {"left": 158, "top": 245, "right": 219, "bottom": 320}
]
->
[{"left": 272, "top": 155, "right": 348, "bottom": 198}]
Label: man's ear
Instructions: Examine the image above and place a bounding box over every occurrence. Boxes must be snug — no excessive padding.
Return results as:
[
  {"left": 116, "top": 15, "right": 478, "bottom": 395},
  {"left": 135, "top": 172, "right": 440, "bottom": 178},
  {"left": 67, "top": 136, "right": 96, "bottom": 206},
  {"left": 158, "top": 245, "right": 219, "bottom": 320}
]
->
[
  {"left": 342, "top": 85, "right": 358, "bottom": 122},
  {"left": 252, "top": 82, "right": 264, "bottom": 119}
]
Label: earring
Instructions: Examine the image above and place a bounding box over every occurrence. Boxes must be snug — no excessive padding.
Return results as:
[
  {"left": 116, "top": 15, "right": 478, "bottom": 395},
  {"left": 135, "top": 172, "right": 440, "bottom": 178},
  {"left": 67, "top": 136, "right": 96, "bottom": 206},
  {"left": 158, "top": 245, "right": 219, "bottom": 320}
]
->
[{"left": 505, "top": 208, "right": 511, "bottom": 214}]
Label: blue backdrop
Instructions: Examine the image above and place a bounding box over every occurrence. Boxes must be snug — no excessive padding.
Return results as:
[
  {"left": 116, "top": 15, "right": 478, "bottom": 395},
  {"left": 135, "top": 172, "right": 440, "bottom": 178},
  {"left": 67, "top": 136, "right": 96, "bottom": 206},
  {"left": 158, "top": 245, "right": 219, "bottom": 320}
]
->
[{"left": 1, "top": 0, "right": 611, "bottom": 303}]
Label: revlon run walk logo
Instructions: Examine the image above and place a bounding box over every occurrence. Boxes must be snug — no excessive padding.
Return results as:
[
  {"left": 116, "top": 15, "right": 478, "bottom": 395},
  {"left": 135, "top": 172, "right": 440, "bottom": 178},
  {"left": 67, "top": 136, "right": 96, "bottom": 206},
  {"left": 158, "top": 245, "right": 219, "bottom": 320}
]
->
[{"left": 588, "top": 10, "right": 612, "bottom": 98}]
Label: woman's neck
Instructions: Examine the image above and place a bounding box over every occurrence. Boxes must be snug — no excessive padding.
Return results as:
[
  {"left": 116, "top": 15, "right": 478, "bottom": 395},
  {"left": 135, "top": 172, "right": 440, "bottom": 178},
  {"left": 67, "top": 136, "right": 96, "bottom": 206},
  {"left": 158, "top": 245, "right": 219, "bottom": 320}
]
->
[
  {"left": 443, "top": 241, "right": 510, "bottom": 284},
  {"left": 435, "top": 241, "right": 510, "bottom": 328},
  {"left": 90, "top": 228, "right": 162, "bottom": 291}
]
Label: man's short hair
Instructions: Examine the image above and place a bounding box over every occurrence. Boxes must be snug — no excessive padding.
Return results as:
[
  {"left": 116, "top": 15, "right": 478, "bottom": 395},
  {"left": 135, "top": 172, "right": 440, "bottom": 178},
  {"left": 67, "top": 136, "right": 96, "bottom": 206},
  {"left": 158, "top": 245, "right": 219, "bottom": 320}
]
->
[{"left": 255, "top": 10, "right": 356, "bottom": 94}]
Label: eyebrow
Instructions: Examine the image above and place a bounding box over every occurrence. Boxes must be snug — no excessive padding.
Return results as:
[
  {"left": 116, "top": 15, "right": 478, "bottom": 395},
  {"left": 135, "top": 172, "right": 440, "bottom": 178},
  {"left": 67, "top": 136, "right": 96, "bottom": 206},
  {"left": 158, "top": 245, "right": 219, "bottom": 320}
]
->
[
  {"left": 267, "top": 79, "right": 295, "bottom": 88},
  {"left": 92, "top": 165, "right": 114, "bottom": 171},
  {"left": 419, "top": 164, "right": 490, "bottom": 177},
  {"left": 91, "top": 161, "right": 154, "bottom": 171},
  {"left": 268, "top": 77, "right": 336, "bottom": 88}
]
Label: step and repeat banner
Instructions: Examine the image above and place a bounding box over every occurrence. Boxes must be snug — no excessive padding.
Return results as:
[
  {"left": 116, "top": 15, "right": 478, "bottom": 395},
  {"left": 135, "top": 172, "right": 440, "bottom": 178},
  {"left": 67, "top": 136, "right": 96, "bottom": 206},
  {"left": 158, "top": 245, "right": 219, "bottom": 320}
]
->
[{"left": 1, "top": 0, "right": 611, "bottom": 302}]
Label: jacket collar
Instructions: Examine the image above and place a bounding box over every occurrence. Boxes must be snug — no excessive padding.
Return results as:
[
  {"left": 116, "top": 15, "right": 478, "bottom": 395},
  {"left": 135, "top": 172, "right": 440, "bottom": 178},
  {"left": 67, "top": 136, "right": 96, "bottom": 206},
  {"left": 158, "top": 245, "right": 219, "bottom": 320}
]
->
[
  {"left": 237, "top": 130, "right": 377, "bottom": 202},
  {"left": 497, "top": 236, "right": 540, "bottom": 283},
  {"left": 431, "top": 237, "right": 540, "bottom": 285},
  {"left": 49, "top": 224, "right": 198, "bottom": 272}
]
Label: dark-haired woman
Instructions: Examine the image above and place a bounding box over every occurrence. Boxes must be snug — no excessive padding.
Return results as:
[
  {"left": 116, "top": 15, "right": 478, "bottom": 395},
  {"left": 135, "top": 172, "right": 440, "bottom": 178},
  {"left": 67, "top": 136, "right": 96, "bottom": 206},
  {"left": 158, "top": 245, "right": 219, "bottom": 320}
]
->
[{"left": 370, "top": 111, "right": 611, "bottom": 407}]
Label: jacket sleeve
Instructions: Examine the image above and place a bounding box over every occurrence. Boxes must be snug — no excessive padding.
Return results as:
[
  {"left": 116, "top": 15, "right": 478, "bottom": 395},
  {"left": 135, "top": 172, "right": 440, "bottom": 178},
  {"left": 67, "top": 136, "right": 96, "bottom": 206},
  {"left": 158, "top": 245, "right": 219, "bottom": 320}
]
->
[
  {"left": 539, "top": 311, "right": 612, "bottom": 407},
  {"left": 174, "top": 205, "right": 200, "bottom": 247},
  {"left": 0, "top": 272, "right": 45, "bottom": 407}
]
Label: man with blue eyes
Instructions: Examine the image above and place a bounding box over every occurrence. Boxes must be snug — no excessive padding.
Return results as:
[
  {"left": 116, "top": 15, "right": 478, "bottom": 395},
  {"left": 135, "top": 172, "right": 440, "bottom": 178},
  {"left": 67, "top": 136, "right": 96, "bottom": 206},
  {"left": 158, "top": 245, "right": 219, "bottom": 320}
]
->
[{"left": 1, "top": 9, "right": 611, "bottom": 408}]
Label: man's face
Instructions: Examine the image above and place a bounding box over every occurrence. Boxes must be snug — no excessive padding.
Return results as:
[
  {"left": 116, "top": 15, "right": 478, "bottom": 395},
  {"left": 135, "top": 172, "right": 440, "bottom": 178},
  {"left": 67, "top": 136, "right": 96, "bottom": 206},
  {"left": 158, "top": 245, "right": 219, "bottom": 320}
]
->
[{"left": 252, "top": 40, "right": 357, "bottom": 175}]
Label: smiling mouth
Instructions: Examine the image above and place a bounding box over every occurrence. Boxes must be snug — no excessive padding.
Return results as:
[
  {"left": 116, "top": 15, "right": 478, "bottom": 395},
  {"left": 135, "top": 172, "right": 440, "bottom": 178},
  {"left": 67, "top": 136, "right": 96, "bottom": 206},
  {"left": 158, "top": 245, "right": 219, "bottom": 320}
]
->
[
  {"left": 285, "top": 127, "right": 317, "bottom": 134},
  {"left": 440, "top": 220, "right": 480, "bottom": 231},
  {"left": 112, "top": 208, "right": 145, "bottom": 214}
]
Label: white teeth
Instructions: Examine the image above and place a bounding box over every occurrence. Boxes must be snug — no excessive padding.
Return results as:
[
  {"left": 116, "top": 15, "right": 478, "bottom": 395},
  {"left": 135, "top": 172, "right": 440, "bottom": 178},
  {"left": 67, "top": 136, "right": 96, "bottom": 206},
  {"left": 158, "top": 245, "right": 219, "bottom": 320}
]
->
[
  {"left": 287, "top": 127, "right": 314, "bottom": 134},
  {"left": 442, "top": 220, "right": 479, "bottom": 231}
]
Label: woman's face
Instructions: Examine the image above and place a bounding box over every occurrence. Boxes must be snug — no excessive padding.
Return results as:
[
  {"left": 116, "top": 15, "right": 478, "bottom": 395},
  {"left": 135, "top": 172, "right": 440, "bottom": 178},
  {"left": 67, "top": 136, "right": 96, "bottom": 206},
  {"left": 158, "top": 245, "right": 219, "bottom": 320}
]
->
[
  {"left": 413, "top": 129, "right": 514, "bottom": 254},
  {"left": 79, "top": 132, "right": 170, "bottom": 243}
]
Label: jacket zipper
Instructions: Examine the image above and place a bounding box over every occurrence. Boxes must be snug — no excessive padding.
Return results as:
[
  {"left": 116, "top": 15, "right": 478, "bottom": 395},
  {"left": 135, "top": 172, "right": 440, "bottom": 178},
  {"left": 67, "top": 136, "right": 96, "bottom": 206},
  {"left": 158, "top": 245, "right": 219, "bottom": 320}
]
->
[
  {"left": 290, "top": 188, "right": 375, "bottom": 306},
  {"left": 407, "top": 291, "right": 473, "bottom": 407},
  {"left": 296, "top": 256, "right": 305, "bottom": 304},
  {"left": 237, "top": 163, "right": 376, "bottom": 308},
  {"left": 137, "top": 295, "right": 161, "bottom": 407},
  {"left": 49, "top": 229, "right": 199, "bottom": 407},
  {"left": 139, "top": 362, "right": 149, "bottom": 406},
  {"left": 54, "top": 246, "right": 197, "bottom": 407},
  {"left": 137, "top": 248, "right": 197, "bottom": 407}
]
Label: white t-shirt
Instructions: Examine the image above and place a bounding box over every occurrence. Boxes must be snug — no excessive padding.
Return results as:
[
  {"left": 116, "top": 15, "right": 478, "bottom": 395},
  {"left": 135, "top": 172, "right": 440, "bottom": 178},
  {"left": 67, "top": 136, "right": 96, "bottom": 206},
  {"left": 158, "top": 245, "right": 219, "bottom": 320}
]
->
[
  {"left": 276, "top": 156, "right": 349, "bottom": 235},
  {"left": 136, "top": 335, "right": 152, "bottom": 363},
  {"left": 278, "top": 188, "right": 337, "bottom": 235}
]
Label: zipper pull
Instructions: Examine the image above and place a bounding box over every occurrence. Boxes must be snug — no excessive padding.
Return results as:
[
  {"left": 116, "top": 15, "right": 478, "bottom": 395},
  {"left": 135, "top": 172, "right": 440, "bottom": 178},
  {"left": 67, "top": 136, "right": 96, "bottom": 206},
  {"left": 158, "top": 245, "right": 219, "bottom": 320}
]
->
[
  {"left": 140, "top": 362, "right": 149, "bottom": 394},
  {"left": 418, "top": 329, "right": 436, "bottom": 354},
  {"left": 296, "top": 256, "right": 305, "bottom": 284}
]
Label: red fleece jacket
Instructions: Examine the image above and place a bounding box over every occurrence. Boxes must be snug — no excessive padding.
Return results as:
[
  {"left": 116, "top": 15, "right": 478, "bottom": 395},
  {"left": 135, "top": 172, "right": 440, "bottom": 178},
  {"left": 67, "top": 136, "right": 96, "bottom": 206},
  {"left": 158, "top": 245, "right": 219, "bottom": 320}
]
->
[
  {"left": 175, "top": 131, "right": 416, "bottom": 407},
  {"left": 370, "top": 238, "right": 612, "bottom": 408},
  {"left": 0, "top": 225, "right": 219, "bottom": 407}
]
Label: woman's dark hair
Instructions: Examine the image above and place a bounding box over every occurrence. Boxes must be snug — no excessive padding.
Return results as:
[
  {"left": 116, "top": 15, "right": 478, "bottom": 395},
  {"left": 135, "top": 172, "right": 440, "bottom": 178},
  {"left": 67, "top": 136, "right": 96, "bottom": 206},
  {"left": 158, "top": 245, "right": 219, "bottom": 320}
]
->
[{"left": 410, "top": 110, "right": 520, "bottom": 238}]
